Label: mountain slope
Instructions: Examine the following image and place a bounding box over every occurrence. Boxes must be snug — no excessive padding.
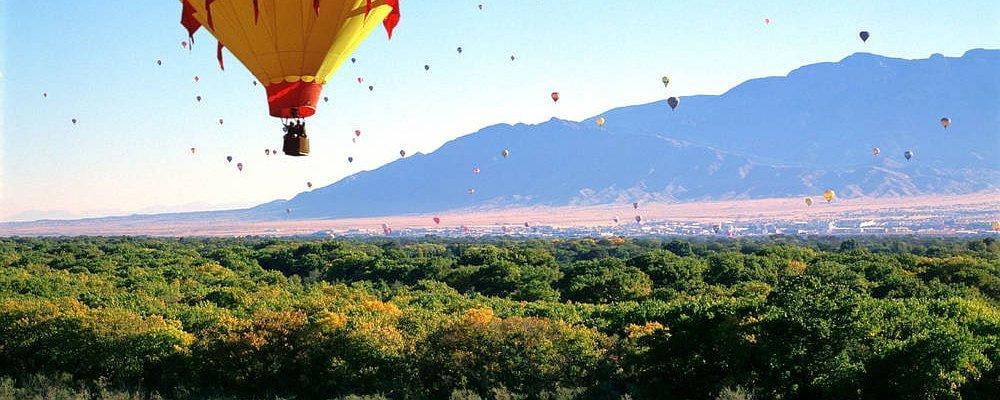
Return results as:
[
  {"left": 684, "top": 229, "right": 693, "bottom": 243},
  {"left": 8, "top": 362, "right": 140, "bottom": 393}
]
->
[{"left": 253, "top": 49, "right": 999, "bottom": 219}]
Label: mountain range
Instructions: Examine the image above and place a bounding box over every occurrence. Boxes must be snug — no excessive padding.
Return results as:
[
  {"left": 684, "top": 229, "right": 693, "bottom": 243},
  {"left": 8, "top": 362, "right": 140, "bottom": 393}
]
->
[{"left": 249, "top": 49, "right": 999, "bottom": 220}]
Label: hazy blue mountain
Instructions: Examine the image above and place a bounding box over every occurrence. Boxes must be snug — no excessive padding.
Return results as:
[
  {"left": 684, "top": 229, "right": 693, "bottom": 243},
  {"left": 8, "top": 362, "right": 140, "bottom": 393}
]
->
[{"left": 252, "top": 49, "right": 998, "bottom": 219}]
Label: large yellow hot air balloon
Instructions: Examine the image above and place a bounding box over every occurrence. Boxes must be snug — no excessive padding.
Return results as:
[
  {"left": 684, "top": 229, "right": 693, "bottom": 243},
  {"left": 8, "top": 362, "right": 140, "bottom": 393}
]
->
[
  {"left": 179, "top": 0, "right": 400, "bottom": 154},
  {"left": 823, "top": 189, "right": 836, "bottom": 203}
]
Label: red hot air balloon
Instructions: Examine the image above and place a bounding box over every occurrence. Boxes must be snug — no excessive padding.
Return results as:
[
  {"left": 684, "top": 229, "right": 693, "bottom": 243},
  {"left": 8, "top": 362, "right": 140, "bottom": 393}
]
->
[
  {"left": 354, "top": 129, "right": 362, "bottom": 137},
  {"left": 194, "top": 75, "right": 200, "bottom": 83},
  {"left": 433, "top": 217, "right": 441, "bottom": 224},
  {"left": 551, "top": 92, "right": 560, "bottom": 102},
  {"left": 764, "top": 18, "right": 770, "bottom": 24},
  {"left": 357, "top": 77, "right": 364, "bottom": 84}
]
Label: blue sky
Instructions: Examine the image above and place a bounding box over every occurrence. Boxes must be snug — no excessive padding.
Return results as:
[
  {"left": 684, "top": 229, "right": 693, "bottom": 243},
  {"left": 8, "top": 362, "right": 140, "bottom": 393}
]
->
[{"left": 1, "top": 0, "right": 998, "bottom": 221}]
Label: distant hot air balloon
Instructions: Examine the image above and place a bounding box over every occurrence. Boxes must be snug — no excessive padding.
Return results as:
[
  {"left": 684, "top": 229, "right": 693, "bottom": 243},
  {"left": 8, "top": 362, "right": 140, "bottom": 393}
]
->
[
  {"left": 226, "top": 156, "right": 233, "bottom": 163},
  {"left": 399, "top": 149, "right": 406, "bottom": 158},
  {"left": 181, "top": 40, "right": 188, "bottom": 49},
  {"left": 457, "top": 46, "right": 463, "bottom": 54},
  {"left": 823, "top": 189, "right": 835, "bottom": 202},
  {"left": 286, "top": 208, "right": 291, "bottom": 214},
  {"left": 473, "top": 167, "right": 480, "bottom": 174},
  {"left": 265, "top": 149, "right": 271, "bottom": 155},
  {"left": 468, "top": 188, "right": 476, "bottom": 195},
  {"left": 307, "top": 182, "right": 313, "bottom": 188},
  {"left": 661, "top": 76, "right": 670, "bottom": 88},
  {"left": 940, "top": 117, "right": 951, "bottom": 129},
  {"left": 510, "top": 54, "right": 516, "bottom": 61},
  {"left": 252, "top": 80, "right": 258, "bottom": 86},
  {"left": 904, "top": 150, "right": 913, "bottom": 161},
  {"left": 764, "top": 18, "right": 770, "bottom": 25},
  {"left": 633, "top": 202, "right": 639, "bottom": 210},
  {"left": 424, "top": 64, "right": 430, "bottom": 71},
  {"left": 43, "top": 92, "right": 47, "bottom": 98},
  {"left": 190, "top": 147, "right": 197, "bottom": 154},
  {"left": 196, "top": 95, "right": 202, "bottom": 102},
  {"left": 194, "top": 75, "right": 200, "bottom": 83},
  {"left": 156, "top": 59, "right": 162, "bottom": 66},
  {"left": 351, "top": 57, "right": 356, "bottom": 64},
  {"left": 218, "top": 118, "right": 224, "bottom": 125},
  {"left": 613, "top": 216, "right": 620, "bottom": 224},
  {"left": 551, "top": 92, "right": 560, "bottom": 102},
  {"left": 272, "top": 149, "right": 278, "bottom": 155},
  {"left": 872, "top": 147, "right": 881, "bottom": 156},
  {"left": 368, "top": 85, "right": 374, "bottom": 91},
  {"left": 859, "top": 31, "right": 870, "bottom": 42},
  {"left": 357, "top": 77, "right": 364, "bottom": 83},
  {"left": 524, "top": 222, "right": 530, "bottom": 227},
  {"left": 236, "top": 162, "right": 244, "bottom": 172},
  {"left": 478, "top": 4, "right": 484, "bottom": 10},
  {"left": 501, "top": 148, "right": 510, "bottom": 158},
  {"left": 635, "top": 215, "right": 642, "bottom": 223},
  {"left": 71, "top": 118, "right": 78, "bottom": 125},
  {"left": 595, "top": 117, "right": 606, "bottom": 126},
  {"left": 433, "top": 217, "right": 441, "bottom": 225},
  {"left": 805, "top": 197, "right": 813, "bottom": 206},
  {"left": 177, "top": 0, "right": 401, "bottom": 156},
  {"left": 354, "top": 129, "right": 362, "bottom": 137},
  {"left": 347, "top": 156, "right": 354, "bottom": 163},
  {"left": 667, "top": 97, "right": 680, "bottom": 110},
  {"left": 323, "top": 96, "right": 329, "bottom": 103}
]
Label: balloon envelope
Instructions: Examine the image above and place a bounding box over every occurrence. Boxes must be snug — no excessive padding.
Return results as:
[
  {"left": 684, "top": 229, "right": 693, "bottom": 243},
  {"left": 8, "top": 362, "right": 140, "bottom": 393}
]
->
[
  {"left": 178, "top": 0, "right": 399, "bottom": 119},
  {"left": 823, "top": 189, "right": 835, "bottom": 202},
  {"left": 595, "top": 117, "right": 606, "bottom": 126},
  {"left": 667, "top": 97, "right": 680, "bottom": 110},
  {"left": 859, "top": 31, "right": 870, "bottom": 42},
  {"left": 940, "top": 117, "right": 951, "bottom": 128},
  {"left": 551, "top": 92, "right": 560, "bottom": 102}
]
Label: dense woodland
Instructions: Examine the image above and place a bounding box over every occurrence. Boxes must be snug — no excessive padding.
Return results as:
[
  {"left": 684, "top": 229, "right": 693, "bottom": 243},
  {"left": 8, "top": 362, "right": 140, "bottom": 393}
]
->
[{"left": 0, "top": 236, "right": 997, "bottom": 399}]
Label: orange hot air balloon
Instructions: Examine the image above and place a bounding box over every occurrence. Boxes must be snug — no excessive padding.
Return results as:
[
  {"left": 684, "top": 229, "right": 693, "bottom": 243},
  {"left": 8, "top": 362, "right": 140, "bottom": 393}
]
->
[
  {"left": 178, "top": 0, "right": 400, "bottom": 149},
  {"left": 551, "top": 92, "right": 560, "bottom": 102}
]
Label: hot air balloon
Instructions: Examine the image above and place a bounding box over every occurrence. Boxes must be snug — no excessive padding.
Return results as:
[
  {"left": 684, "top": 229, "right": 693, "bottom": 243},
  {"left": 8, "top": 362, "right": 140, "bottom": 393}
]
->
[
  {"left": 236, "top": 162, "right": 244, "bottom": 172},
  {"left": 595, "top": 117, "right": 606, "bottom": 126},
  {"left": 307, "top": 182, "right": 313, "bottom": 188},
  {"left": 457, "top": 46, "right": 463, "bottom": 54},
  {"left": 632, "top": 202, "right": 639, "bottom": 210},
  {"left": 43, "top": 92, "right": 47, "bottom": 98},
  {"left": 71, "top": 118, "right": 78, "bottom": 125},
  {"left": 357, "top": 77, "right": 364, "bottom": 83},
  {"left": 196, "top": 95, "right": 202, "bottom": 102},
  {"left": 613, "top": 216, "right": 620, "bottom": 224},
  {"left": 635, "top": 215, "right": 642, "bottom": 223},
  {"left": 510, "top": 54, "right": 516, "bottom": 61},
  {"left": 351, "top": 57, "right": 356, "bottom": 64},
  {"left": 424, "top": 64, "right": 430, "bottom": 71},
  {"left": 805, "top": 197, "right": 813, "bottom": 206},
  {"left": 524, "top": 222, "right": 529, "bottom": 228},
  {"left": 252, "top": 80, "right": 258, "bottom": 86},
  {"left": 661, "top": 76, "right": 670, "bottom": 88},
  {"left": 181, "top": 40, "right": 188, "bottom": 49},
  {"left": 226, "top": 156, "right": 233, "bottom": 163},
  {"left": 501, "top": 148, "right": 510, "bottom": 158},
  {"left": 472, "top": 167, "right": 480, "bottom": 174},
  {"left": 348, "top": 156, "right": 354, "bottom": 163},
  {"left": 551, "top": 92, "right": 560, "bottom": 102},
  {"left": 764, "top": 18, "right": 770, "bottom": 25},
  {"left": 272, "top": 149, "right": 278, "bottom": 154},
  {"left": 872, "top": 147, "right": 881, "bottom": 156},
  {"left": 399, "top": 149, "right": 406, "bottom": 158},
  {"left": 433, "top": 217, "right": 441, "bottom": 225},
  {"left": 823, "top": 189, "right": 835, "bottom": 202},
  {"left": 478, "top": 4, "right": 484, "bottom": 10},
  {"left": 354, "top": 129, "right": 362, "bottom": 137},
  {"left": 191, "top": 147, "right": 197, "bottom": 154},
  {"left": 323, "top": 96, "right": 329, "bottom": 103},
  {"left": 904, "top": 150, "right": 913, "bottom": 161},
  {"left": 265, "top": 149, "right": 271, "bottom": 155},
  {"left": 368, "top": 85, "right": 374, "bottom": 91},
  {"left": 156, "top": 59, "right": 163, "bottom": 66},
  {"left": 218, "top": 118, "right": 224, "bottom": 125},
  {"left": 667, "top": 97, "right": 680, "bottom": 110},
  {"left": 940, "top": 117, "right": 951, "bottom": 129},
  {"left": 194, "top": 75, "right": 200, "bottom": 83},
  {"left": 178, "top": 0, "right": 400, "bottom": 156},
  {"left": 859, "top": 31, "right": 870, "bottom": 42}
]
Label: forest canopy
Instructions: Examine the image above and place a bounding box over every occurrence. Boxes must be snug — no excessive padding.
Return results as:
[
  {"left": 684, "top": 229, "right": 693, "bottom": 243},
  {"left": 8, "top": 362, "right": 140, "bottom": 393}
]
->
[{"left": 0, "top": 236, "right": 997, "bottom": 399}]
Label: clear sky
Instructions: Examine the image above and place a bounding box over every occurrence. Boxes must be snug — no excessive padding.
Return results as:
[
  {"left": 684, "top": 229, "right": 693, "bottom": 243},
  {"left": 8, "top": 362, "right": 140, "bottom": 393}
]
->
[{"left": 1, "top": 0, "right": 997, "bottom": 221}]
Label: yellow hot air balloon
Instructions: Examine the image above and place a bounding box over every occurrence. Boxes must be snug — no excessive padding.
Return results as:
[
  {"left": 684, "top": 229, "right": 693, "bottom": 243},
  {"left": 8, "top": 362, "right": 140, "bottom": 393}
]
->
[
  {"left": 595, "top": 117, "right": 606, "bottom": 126},
  {"left": 823, "top": 189, "right": 836, "bottom": 203},
  {"left": 179, "top": 0, "right": 400, "bottom": 153}
]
